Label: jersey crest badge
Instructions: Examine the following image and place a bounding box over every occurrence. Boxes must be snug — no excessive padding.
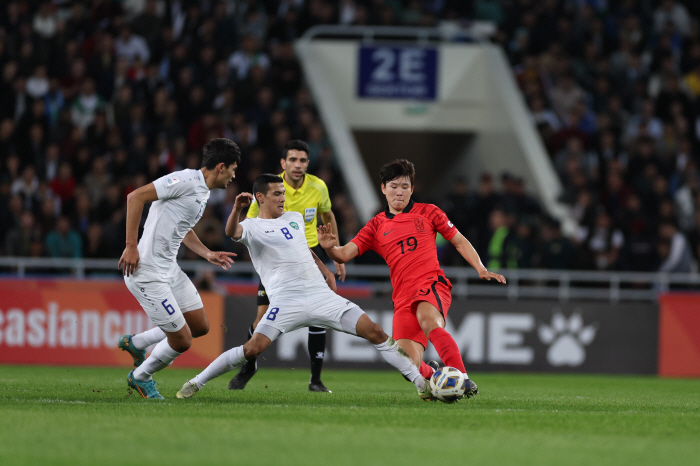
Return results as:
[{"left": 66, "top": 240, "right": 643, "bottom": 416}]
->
[
  {"left": 289, "top": 222, "right": 299, "bottom": 230},
  {"left": 447, "top": 220, "right": 454, "bottom": 228},
  {"left": 414, "top": 218, "right": 425, "bottom": 232}
]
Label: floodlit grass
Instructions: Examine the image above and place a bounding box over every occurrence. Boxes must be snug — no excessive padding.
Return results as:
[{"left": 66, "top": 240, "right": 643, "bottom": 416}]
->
[{"left": 1, "top": 366, "right": 699, "bottom": 466}]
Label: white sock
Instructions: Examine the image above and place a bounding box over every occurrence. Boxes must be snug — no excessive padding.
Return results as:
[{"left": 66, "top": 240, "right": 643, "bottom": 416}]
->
[
  {"left": 192, "top": 346, "right": 246, "bottom": 388},
  {"left": 132, "top": 327, "right": 166, "bottom": 350},
  {"left": 374, "top": 338, "right": 426, "bottom": 390},
  {"left": 133, "top": 340, "right": 182, "bottom": 381}
]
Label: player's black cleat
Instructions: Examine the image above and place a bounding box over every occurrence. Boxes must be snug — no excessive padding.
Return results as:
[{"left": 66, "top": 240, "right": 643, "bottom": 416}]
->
[
  {"left": 464, "top": 378, "right": 479, "bottom": 398},
  {"left": 228, "top": 359, "right": 257, "bottom": 390},
  {"left": 309, "top": 380, "right": 332, "bottom": 393},
  {"left": 427, "top": 360, "right": 441, "bottom": 373}
]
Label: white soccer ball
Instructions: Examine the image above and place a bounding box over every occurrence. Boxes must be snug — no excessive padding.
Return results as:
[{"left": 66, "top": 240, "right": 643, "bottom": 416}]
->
[{"left": 429, "top": 366, "right": 466, "bottom": 403}]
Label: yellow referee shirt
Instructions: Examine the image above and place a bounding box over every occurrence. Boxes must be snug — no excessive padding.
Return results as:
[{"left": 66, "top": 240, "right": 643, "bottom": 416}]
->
[{"left": 247, "top": 172, "right": 332, "bottom": 247}]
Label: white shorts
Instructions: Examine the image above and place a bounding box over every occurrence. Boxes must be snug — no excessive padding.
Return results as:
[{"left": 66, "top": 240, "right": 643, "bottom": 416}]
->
[
  {"left": 124, "top": 265, "right": 203, "bottom": 332},
  {"left": 255, "top": 286, "right": 365, "bottom": 341}
]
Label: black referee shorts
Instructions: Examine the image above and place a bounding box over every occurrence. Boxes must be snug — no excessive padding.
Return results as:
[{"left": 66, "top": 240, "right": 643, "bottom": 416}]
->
[{"left": 257, "top": 245, "right": 329, "bottom": 306}]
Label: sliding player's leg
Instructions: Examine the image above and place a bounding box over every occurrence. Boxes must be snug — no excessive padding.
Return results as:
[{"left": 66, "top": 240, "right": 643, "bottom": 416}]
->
[
  {"left": 228, "top": 282, "right": 269, "bottom": 390},
  {"left": 310, "top": 292, "right": 430, "bottom": 400},
  {"left": 177, "top": 330, "right": 274, "bottom": 399},
  {"left": 179, "top": 299, "right": 295, "bottom": 398},
  {"left": 178, "top": 325, "right": 279, "bottom": 399}
]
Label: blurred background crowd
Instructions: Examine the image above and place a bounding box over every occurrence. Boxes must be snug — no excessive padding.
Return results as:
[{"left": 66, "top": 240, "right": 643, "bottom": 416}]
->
[{"left": 0, "top": 0, "right": 699, "bottom": 274}]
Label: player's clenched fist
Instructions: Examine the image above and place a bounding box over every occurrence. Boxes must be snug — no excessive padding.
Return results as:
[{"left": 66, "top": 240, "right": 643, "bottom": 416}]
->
[{"left": 234, "top": 192, "right": 254, "bottom": 210}]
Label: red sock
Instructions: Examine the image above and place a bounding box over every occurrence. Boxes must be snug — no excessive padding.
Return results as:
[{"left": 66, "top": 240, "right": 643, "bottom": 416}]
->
[
  {"left": 428, "top": 328, "right": 467, "bottom": 374},
  {"left": 419, "top": 361, "right": 434, "bottom": 379}
]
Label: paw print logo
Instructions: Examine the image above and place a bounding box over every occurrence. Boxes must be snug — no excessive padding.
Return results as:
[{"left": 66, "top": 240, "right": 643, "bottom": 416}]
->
[{"left": 538, "top": 311, "right": 597, "bottom": 367}]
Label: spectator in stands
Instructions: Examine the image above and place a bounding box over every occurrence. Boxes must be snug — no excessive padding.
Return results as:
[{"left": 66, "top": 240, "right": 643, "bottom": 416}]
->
[
  {"left": 115, "top": 25, "right": 150, "bottom": 65},
  {"left": 486, "top": 209, "right": 515, "bottom": 270},
  {"left": 45, "top": 215, "right": 82, "bottom": 258},
  {"left": 228, "top": 35, "right": 270, "bottom": 81},
  {"left": 575, "top": 209, "right": 625, "bottom": 270},
  {"left": 5, "top": 211, "right": 39, "bottom": 257},
  {"left": 71, "top": 79, "right": 105, "bottom": 130},
  {"left": 26, "top": 65, "right": 50, "bottom": 100},
  {"left": 471, "top": 173, "right": 501, "bottom": 256},
  {"left": 654, "top": 0, "right": 691, "bottom": 37},
  {"left": 11, "top": 166, "right": 39, "bottom": 211},
  {"left": 549, "top": 74, "right": 586, "bottom": 121},
  {"left": 658, "top": 221, "right": 694, "bottom": 273},
  {"left": 82, "top": 156, "right": 112, "bottom": 208},
  {"left": 84, "top": 223, "right": 110, "bottom": 259},
  {"left": 540, "top": 218, "right": 574, "bottom": 270}
]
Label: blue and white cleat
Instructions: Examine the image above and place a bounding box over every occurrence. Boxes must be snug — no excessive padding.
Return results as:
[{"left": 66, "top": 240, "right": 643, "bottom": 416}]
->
[
  {"left": 118, "top": 335, "right": 146, "bottom": 367},
  {"left": 127, "top": 370, "right": 164, "bottom": 400}
]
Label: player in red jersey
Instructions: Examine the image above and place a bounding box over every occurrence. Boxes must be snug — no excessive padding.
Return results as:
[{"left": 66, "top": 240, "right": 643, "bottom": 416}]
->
[{"left": 318, "top": 159, "right": 506, "bottom": 397}]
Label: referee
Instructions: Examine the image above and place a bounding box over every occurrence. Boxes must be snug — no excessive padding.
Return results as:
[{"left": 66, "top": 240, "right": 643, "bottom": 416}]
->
[{"left": 229, "top": 140, "right": 345, "bottom": 392}]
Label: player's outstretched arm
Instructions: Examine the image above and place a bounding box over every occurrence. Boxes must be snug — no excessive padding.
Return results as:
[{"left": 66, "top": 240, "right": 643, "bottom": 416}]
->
[
  {"left": 118, "top": 183, "right": 158, "bottom": 276},
  {"left": 317, "top": 223, "right": 359, "bottom": 264},
  {"left": 310, "top": 249, "right": 337, "bottom": 292},
  {"left": 183, "top": 230, "right": 236, "bottom": 270},
  {"left": 225, "top": 193, "right": 254, "bottom": 240},
  {"left": 320, "top": 210, "right": 346, "bottom": 282},
  {"left": 450, "top": 232, "right": 507, "bottom": 284}
]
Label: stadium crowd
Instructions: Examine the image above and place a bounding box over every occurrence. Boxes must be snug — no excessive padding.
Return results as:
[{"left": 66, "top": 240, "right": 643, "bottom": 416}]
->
[{"left": 0, "top": 1, "right": 699, "bottom": 274}]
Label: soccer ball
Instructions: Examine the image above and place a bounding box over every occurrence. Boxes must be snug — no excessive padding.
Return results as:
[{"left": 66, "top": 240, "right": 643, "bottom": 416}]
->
[{"left": 429, "top": 366, "right": 466, "bottom": 403}]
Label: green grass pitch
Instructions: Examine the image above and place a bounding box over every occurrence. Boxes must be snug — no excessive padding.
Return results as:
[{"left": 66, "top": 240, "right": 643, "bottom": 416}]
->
[{"left": 1, "top": 366, "right": 699, "bottom": 466}]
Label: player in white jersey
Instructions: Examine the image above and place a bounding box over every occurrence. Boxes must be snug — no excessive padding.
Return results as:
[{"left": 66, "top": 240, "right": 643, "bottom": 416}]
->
[
  {"left": 175, "top": 174, "right": 433, "bottom": 400},
  {"left": 117, "top": 138, "right": 241, "bottom": 400}
]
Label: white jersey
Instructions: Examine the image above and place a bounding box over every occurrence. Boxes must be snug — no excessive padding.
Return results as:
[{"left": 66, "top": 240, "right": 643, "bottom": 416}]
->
[
  {"left": 138, "top": 169, "right": 210, "bottom": 278},
  {"left": 237, "top": 212, "right": 325, "bottom": 301}
]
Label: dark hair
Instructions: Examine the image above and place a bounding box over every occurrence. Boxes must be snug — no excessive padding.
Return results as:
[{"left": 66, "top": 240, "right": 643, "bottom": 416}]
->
[
  {"left": 253, "top": 174, "right": 284, "bottom": 196},
  {"left": 201, "top": 138, "right": 241, "bottom": 169},
  {"left": 281, "top": 139, "right": 309, "bottom": 159},
  {"left": 380, "top": 159, "right": 415, "bottom": 186}
]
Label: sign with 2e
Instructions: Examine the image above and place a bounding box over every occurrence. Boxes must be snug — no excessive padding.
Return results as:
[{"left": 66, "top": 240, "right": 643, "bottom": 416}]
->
[{"left": 357, "top": 45, "right": 438, "bottom": 100}]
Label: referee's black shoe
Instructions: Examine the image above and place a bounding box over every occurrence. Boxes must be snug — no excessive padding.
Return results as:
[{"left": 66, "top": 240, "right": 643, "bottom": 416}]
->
[
  {"left": 228, "top": 359, "right": 257, "bottom": 390},
  {"left": 309, "top": 380, "right": 331, "bottom": 393}
]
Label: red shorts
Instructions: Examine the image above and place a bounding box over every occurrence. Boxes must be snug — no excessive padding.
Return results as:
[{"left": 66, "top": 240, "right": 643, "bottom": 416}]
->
[{"left": 392, "top": 275, "right": 452, "bottom": 348}]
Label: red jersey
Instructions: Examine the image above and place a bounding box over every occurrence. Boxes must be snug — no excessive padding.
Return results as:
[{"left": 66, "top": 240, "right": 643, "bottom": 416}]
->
[{"left": 351, "top": 200, "right": 458, "bottom": 303}]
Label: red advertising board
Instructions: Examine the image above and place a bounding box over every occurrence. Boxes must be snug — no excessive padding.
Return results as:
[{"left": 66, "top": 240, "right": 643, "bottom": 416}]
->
[
  {"left": 0, "top": 279, "right": 224, "bottom": 368},
  {"left": 658, "top": 293, "right": 700, "bottom": 377}
]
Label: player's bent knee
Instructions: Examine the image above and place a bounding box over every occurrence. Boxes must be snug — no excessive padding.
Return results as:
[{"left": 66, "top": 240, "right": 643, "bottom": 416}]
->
[
  {"left": 191, "top": 322, "right": 210, "bottom": 338},
  {"left": 165, "top": 325, "right": 193, "bottom": 353},
  {"left": 169, "top": 336, "right": 192, "bottom": 353}
]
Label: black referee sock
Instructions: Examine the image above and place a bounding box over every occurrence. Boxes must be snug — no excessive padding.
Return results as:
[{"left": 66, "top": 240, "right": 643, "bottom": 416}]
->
[{"left": 308, "top": 327, "right": 326, "bottom": 383}]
